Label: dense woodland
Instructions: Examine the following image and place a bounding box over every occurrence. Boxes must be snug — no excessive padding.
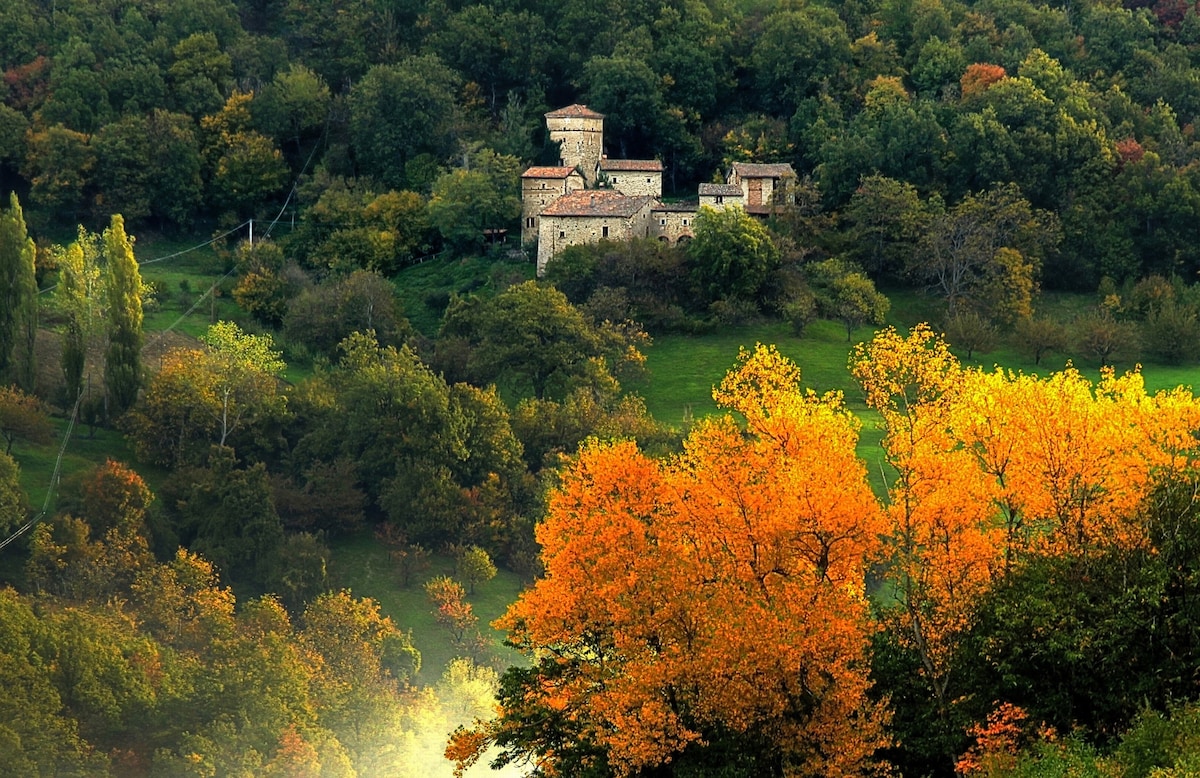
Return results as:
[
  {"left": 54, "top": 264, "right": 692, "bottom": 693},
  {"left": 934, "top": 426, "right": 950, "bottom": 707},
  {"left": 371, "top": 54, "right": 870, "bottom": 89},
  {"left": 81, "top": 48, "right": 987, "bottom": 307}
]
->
[{"left": 4, "top": 0, "right": 1200, "bottom": 776}]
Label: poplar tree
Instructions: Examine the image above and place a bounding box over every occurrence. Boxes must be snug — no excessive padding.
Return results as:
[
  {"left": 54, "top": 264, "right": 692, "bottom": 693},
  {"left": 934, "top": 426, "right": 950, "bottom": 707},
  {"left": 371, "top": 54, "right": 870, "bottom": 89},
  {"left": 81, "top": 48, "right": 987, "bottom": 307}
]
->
[
  {"left": 54, "top": 228, "right": 104, "bottom": 406},
  {"left": 0, "top": 194, "right": 37, "bottom": 391},
  {"left": 103, "top": 215, "right": 143, "bottom": 418}
]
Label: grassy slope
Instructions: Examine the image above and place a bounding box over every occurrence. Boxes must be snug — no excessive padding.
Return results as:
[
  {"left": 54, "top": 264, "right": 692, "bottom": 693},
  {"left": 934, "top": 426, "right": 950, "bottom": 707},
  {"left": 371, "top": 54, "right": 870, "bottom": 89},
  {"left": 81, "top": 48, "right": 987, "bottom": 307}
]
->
[
  {"left": 326, "top": 534, "right": 526, "bottom": 682},
  {"left": 16, "top": 248, "right": 1200, "bottom": 678}
]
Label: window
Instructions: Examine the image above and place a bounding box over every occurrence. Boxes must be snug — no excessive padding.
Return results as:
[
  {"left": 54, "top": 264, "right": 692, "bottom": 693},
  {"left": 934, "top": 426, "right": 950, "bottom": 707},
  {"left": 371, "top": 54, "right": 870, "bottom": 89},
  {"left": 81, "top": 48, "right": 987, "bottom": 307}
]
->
[
  {"left": 559, "top": 231, "right": 565, "bottom": 238},
  {"left": 612, "top": 177, "right": 619, "bottom": 184},
  {"left": 526, "top": 217, "right": 535, "bottom": 228},
  {"left": 602, "top": 226, "right": 609, "bottom": 238},
  {"left": 646, "top": 177, "right": 652, "bottom": 183},
  {"left": 716, "top": 196, "right": 723, "bottom": 204},
  {"left": 660, "top": 219, "right": 667, "bottom": 225},
  {"left": 682, "top": 219, "right": 689, "bottom": 226}
]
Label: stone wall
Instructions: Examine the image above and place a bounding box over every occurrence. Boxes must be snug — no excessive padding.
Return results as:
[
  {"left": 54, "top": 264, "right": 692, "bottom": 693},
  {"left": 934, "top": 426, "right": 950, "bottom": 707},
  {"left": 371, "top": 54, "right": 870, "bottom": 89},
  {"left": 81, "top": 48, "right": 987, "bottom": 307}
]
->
[
  {"left": 537, "top": 204, "right": 655, "bottom": 276},
  {"left": 547, "top": 116, "right": 604, "bottom": 186},
  {"left": 520, "top": 172, "right": 583, "bottom": 243}
]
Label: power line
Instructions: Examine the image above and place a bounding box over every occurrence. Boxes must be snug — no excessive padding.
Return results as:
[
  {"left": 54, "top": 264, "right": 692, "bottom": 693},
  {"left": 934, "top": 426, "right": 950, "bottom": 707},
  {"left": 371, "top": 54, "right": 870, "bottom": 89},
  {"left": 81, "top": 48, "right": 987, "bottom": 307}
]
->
[
  {"left": 0, "top": 390, "right": 84, "bottom": 553},
  {"left": 38, "top": 220, "right": 252, "bottom": 296}
]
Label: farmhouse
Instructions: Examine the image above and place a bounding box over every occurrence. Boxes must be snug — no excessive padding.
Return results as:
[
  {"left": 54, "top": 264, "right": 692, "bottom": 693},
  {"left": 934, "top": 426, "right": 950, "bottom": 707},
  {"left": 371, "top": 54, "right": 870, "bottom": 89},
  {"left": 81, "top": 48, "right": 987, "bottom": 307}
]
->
[
  {"left": 520, "top": 166, "right": 585, "bottom": 243},
  {"left": 727, "top": 162, "right": 797, "bottom": 214},
  {"left": 598, "top": 158, "right": 663, "bottom": 198},
  {"left": 651, "top": 202, "right": 697, "bottom": 246},
  {"left": 698, "top": 182, "right": 744, "bottom": 210},
  {"left": 536, "top": 190, "right": 655, "bottom": 276},
  {"left": 527, "top": 103, "right": 794, "bottom": 275}
]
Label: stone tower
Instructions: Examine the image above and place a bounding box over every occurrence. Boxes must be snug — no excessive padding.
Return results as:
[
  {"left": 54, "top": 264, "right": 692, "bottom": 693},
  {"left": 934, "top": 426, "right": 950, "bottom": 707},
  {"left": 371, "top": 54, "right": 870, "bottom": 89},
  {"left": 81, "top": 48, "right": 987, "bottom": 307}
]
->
[{"left": 545, "top": 104, "right": 604, "bottom": 187}]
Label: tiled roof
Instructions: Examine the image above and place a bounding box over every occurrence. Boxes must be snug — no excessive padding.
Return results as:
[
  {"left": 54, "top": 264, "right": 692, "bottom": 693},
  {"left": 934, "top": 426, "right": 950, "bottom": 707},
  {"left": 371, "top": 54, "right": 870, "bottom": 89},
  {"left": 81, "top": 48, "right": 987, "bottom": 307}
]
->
[
  {"left": 545, "top": 104, "right": 605, "bottom": 119},
  {"left": 652, "top": 200, "right": 698, "bottom": 213},
  {"left": 730, "top": 162, "right": 797, "bottom": 178},
  {"left": 541, "top": 191, "right": 653, "bottom": 218},
  {"left": 522, "top": 166, "right": 578, "bottom": 179},
  {"left": 699, "top": 183, "right": 743, "bottom": 196},
  {"left": 599, "top": 158, "right": 663, "bottom": 172}
]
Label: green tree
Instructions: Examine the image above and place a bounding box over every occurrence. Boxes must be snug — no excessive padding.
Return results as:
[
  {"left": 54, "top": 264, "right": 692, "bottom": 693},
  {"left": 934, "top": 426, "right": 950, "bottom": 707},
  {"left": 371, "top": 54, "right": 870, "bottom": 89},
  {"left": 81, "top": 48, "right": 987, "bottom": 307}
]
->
[
  {"left": 199, "top": 321, "right": 286, "bottom": 447},
  {"left": 687, "top": 205, "right": 780, "bottom": 303},
  {"left": 348, "top": 56, "right": 460, "bottom": 190},
  {"left": 440, "top": 281, "right": 645, "bottom": 400},
  {"left": 843, "top": 174, "right": 932, "bottom": 280},
  {"left": 0, "top": 385, "right": 52, "bottom": 456},
  {"left": 0, "top": 451, "right": 26, "bottom": 534},
  {"left": 168, "top": 31, "right": 232, "bottom": 117},
  {"left": 808, "top": 258, "right": 891, "bottom": 341},
  {"left": 92, "top": 110, "right": 203, "bottom": 229},
  {"left": 22, "top": 125, "right": 95, "bottom": 223},
  {"left": 172, "top": 446, "right": 284, "bottom": 589},
  {"left": 914, "top": 184, "right": 1059, "bottom": 322},
  {"left": 750, "top": 6, "right": 853, "bottom": 115},
  {"left": 0, "top": 194, "right": 37, "bottom": 390},
  {"left": 54, "top": 228, "right": 105, "bottom": 407},
  {"left": 103, "top": 214, "right": 143, "bottom": 418},
  {"left": 457, "top": 545, "right": 497, "bottom": 595},
  {"left": 428, "top": 167, "right": 520, "bottom": 254},
  {"left": 252, "top": 63, "right": 331, "bottom": 156}
]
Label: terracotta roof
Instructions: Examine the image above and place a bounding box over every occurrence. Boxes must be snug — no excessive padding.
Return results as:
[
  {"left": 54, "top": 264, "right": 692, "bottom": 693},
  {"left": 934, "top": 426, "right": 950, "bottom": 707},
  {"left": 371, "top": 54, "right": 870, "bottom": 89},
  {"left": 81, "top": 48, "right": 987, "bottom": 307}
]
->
[
  {"left": 522, "top": 166, "right": 578, "bottom": 179},
  {"left": 699, "top": 183, "right": 743, "bottom": 196},
  {"left": 545, "top": 104, "right": 605, "bottom": 119},
  {"left": 599, "top": 158, "right": 663, "bottom": 172},
  {"left": 730, "top": 162, "right": 797, "bottom": 178},
  {"left": 541, "top": 191, "right": 653, "bottom": 218},
  {"left": 652, "top": 201, "right": 698, "bottom": 213}
]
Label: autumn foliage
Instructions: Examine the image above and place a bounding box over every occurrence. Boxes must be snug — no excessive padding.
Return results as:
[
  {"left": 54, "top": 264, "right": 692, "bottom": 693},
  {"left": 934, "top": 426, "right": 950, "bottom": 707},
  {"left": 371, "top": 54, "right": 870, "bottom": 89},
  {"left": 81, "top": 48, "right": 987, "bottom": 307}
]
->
[
  {"left": 455, "top": 328, "right": 1200, "bottom": 777},
  {"left": 960, "top": 64, "right": 1007, "bottom": 99},
  {"left": 458, "top": 345, "right": 892, "bottom": 777}
]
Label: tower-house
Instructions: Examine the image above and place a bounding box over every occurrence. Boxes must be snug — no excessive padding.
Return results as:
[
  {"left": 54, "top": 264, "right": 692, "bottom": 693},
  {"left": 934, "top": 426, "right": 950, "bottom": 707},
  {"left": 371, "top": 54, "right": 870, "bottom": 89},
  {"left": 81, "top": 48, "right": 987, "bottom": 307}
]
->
[{"left": 545, "top": 104, "right": 605, "bottom": 187}]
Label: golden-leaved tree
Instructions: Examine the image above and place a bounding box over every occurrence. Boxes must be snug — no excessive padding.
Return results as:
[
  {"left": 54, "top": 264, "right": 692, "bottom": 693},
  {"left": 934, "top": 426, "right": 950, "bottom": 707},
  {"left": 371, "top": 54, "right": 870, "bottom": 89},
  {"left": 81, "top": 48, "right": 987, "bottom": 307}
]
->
[
  {"left": 852, "top": 325, "right": 1200, "bottom": 763},
  {"left": 451, "top": 345, "right": 891, "bottom": 778}
]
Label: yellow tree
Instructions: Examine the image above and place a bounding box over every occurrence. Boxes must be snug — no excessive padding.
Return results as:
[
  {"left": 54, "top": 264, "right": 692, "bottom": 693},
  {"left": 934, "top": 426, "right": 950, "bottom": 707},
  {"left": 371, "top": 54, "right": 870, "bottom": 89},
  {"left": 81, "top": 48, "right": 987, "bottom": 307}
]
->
[
  {"left": 454, "top": 345, "right": 891, "bottom": 778},
  {"left": 851, "top": 325, "right": 1001, "bottom": 724}
]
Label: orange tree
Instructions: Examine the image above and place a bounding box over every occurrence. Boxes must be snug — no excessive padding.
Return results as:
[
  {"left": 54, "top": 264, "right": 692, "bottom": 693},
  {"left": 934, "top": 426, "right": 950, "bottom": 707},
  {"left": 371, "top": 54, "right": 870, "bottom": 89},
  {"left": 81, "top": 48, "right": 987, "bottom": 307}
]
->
[{"left": 450, "top": 345, "right": 891, "bottom": 778}]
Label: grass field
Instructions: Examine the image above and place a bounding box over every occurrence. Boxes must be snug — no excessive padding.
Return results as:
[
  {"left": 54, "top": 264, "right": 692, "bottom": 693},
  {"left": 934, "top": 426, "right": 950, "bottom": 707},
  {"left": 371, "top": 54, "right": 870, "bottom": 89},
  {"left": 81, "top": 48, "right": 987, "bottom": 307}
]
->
[{"left": 327, "top": 533, "right": 527, "bottom": 680}]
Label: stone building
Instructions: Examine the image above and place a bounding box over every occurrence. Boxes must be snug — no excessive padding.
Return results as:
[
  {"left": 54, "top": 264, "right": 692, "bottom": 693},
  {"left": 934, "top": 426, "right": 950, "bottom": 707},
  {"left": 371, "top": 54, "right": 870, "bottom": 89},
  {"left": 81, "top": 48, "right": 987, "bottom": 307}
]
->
[
  {"left": 698, "top": 183, "right": 744, "bottom": 210},
  {"left": 598, "top": 158, "right": 663, "bottom": 198},
  {"left": 536, "top": 190, "right": 655, "bottom": 276},
  {"left": 727, "top": 162, "right": 797, "bottom": 214},
  {"left": 520, "top": 166, "right": 585, "bottom": 243},
  {"left": 651, "top": 202, "right": 697, "bottom": 246},
  {"left": 545, "top": 104, "right": 605, "bottom": 187}
]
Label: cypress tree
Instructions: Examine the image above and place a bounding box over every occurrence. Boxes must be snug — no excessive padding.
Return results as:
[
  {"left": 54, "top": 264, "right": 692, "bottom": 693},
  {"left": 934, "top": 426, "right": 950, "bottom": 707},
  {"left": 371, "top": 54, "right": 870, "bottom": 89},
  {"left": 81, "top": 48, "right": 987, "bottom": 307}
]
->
[
  {"left": 103, "top": 215, "right": 143, "bottom": 418},
  {"left": 0, "top": 194, "right": 37, "bottom": 391}
]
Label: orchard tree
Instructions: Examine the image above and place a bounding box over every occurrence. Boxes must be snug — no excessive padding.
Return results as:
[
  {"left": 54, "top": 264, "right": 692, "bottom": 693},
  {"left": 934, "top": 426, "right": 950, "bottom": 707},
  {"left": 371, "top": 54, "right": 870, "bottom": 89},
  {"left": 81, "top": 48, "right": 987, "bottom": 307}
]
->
[
  {"left": 103, "top": 215, "right": 143, "bottom": 418},
  {"left": 0, "top": 194, "right": 37, "bottom": 390},
  {"left": 0, "top": 385, "right": 52, "bottom": 455},
  {"left": 914, "top": 184, "right": 1059, "bottom": 322},
  {"left": 807, "top": 257, "right": 890, "bottom": 341}
]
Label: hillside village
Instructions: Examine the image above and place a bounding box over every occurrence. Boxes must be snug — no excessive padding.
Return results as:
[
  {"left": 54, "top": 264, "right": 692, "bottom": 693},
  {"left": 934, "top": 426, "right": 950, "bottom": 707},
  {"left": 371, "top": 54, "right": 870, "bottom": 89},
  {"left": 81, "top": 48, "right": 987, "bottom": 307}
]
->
[{"left": 523, "top": 104, "right": 798, "bottom": 275}]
